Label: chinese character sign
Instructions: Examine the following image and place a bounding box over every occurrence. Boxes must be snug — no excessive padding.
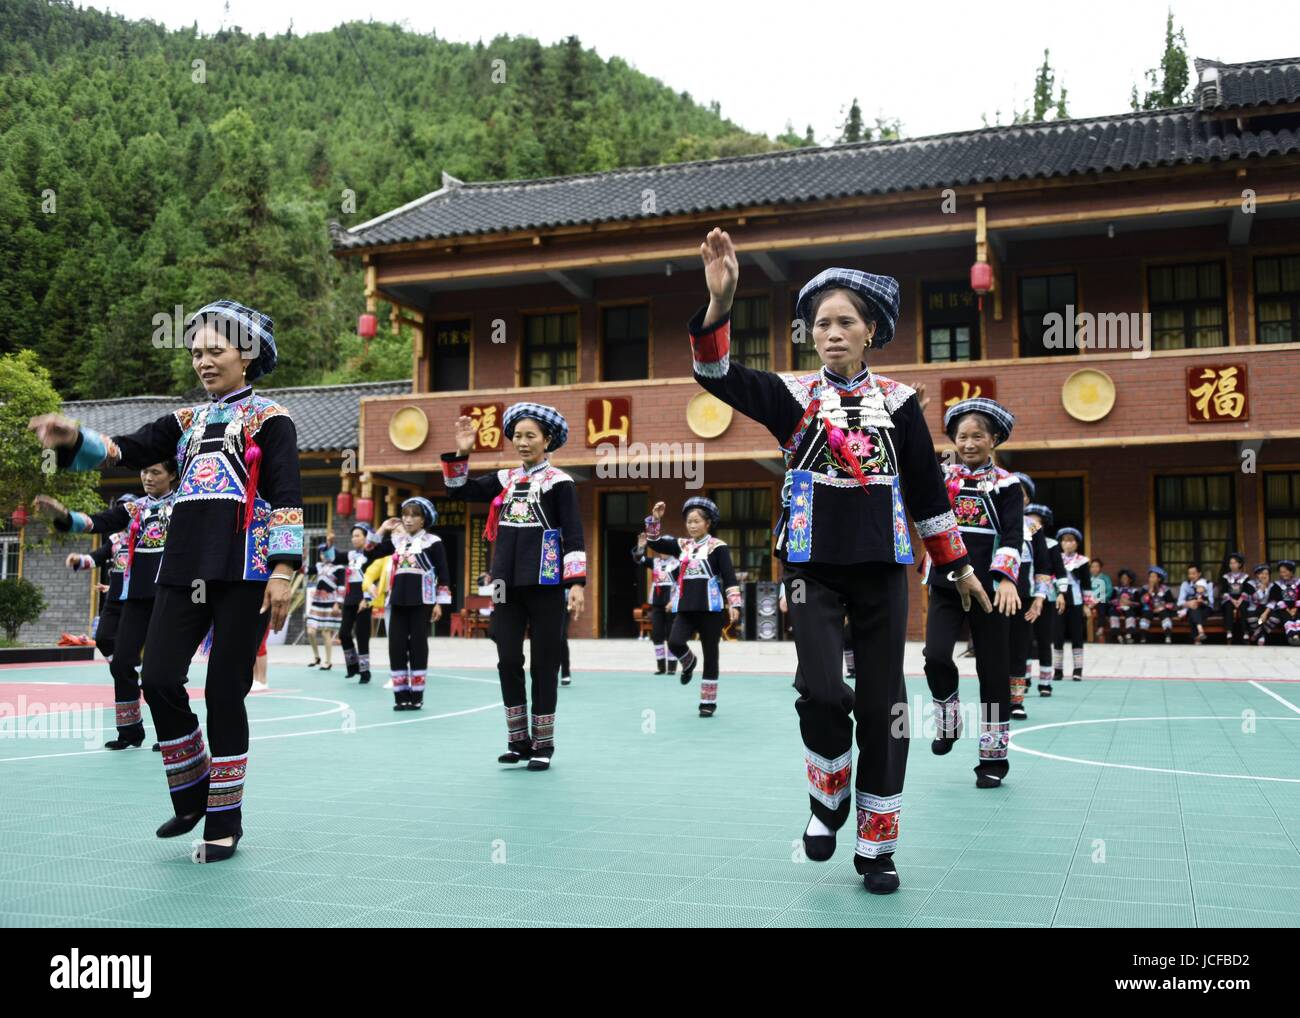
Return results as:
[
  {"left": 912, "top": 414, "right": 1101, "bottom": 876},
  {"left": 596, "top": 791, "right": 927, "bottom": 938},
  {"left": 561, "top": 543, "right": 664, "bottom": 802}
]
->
[
  {"left": 940, "top": 377, "right": 998, "bottom": 409},
  {"left": 586, "top": 397, "right": 631, "bottom": 447},
  {"left": 1186, "top": 365, "right": 1249, "bottom": 423},
  {"left": 460, "top": 402, "right": 505, "bottom": 450}
]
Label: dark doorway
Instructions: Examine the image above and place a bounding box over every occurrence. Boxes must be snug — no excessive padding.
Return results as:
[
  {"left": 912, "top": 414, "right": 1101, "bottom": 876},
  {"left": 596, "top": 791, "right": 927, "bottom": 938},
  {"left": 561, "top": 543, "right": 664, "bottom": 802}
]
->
[
  {"left": 432, "top": 498, "right": 466, "bottom": 638},
  {"left": 601, "top": 491, "right": 645, "bottom": 638}
]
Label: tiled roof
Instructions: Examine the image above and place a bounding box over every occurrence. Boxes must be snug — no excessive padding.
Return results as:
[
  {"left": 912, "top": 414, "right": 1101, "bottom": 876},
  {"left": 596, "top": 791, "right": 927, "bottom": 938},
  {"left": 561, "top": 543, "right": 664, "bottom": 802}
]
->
[
  {"left": 63, "top": 379, "right": 411, "bottom": 454},
  {"left": 332, "top": 57, "right": 1300, "bottom": 252},
  {"left": 1197, "top": 56, "right": 1300, "bottom": 111}
]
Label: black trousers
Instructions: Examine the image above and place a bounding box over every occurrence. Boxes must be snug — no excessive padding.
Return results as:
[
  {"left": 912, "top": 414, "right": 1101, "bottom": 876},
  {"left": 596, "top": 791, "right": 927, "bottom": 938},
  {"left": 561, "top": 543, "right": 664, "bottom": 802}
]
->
[
  {"left": 1222, "top": 601, "right": 1249, "bottom": 640},
  {"left": 559, "top": 608, "right": 571, "bottom": 677},
  {"left": 1030, "top": 602, "right": 1054, "bottom": 686},
  {"left": 668, "top": 610, "right": 725, "bottom": 705},
  {"left": 141, "top": 582, "right": 269, "bottom": 841},
  {"left": 788, "top": 561, "right": 908, "bottom": 867},
  {"left": 494, "top": 585, "right": 567, "bottom": 754},
  {"left": 107, "top": 598, "right": 155, "bottom": 738},
  {"left": 1053, "top": 604, "right": 1086, "bottom": 675},
  {"left": 96, "top": 599, "right": 123, "bottom": 660},
  {"left": 650, "top": 603, "right": 675, "bottom": 667},
  {"left": 1008, "top": 602, "right": 1034, "bottom": 707},
  {"left": 1182, "top": 605, "right": 1209, "bottom": 633},
  {"left": 338, "top": 602, "right": 372, "bottom": 673},
  {"left": 387, "top": 603, "right": 431, "bottom": 704},
  {"left": 924, "top": 583, "right": 1011, "bottom": 779}
]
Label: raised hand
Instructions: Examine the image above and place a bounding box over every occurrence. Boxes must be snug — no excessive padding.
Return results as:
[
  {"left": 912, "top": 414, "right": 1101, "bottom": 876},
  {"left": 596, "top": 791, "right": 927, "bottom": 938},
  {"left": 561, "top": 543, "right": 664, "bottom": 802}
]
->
[
  {"left": 34, "top": 494, "right": 70, "bottom": 520},
  {"left": 27, "top": 413, "right": 80, "bottom": 448},
  {"left": 651, "top": 500, "right": 666, "bottom": 521},
  {"left": 700, "top": 228, "right": 738, "bottom": 322},
  {"left": 454, "top": 415, "right": 478, "bottom": 455}
]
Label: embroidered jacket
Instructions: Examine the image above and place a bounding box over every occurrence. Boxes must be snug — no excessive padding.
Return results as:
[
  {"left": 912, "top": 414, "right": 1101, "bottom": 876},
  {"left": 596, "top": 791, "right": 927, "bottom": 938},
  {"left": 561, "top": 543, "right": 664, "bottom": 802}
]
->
[
  {"left": 58, "top": 386, "right": 304, "bottom": 583},
  {"left": 924, "top": 461, "right": 1022, "bottom": 589},
  {"left": 645, "top": 535, "right": 741, "bottom": 613},
  {"left": 1219, "top": 572, "right": 1255, "bottom": 607},
  {"left": 310, "top": 561, "right": 343, "bottom": 609},
  {"left": 343, "top": 546, "right": 385, "bottom": 606},
  {"left": 1140, "top": 584, "right": 1176, "bottom": 614},
  {"left": 1017, "top": 518, "right": 1053, "bottom": 600},
  {"left": 689, "top": 308, "right": 967, "bottom": 571},
  {"left": 74, "top": 532, "right": 128, "bottom": 605},
  {"left": 1058, "top": 552, "right": 1093, "bottom": 607},
  {"left": 439, "top": 455, "right": 586, "bottom": 587},
  {"left": 58, "top": 492, "right": 176, "bottom": 600},
  {"left": 1266, "top": 578, "right": 1299, "bottom": 612},
  {"left": 633, "top": 545, "right": 680, "bottom": 609},
  {"left": 371, "top": 529, "right": 452, "bottom": 607},
  {"left": 1110, "top": 585, "right": 1141, "bottom": 614}
]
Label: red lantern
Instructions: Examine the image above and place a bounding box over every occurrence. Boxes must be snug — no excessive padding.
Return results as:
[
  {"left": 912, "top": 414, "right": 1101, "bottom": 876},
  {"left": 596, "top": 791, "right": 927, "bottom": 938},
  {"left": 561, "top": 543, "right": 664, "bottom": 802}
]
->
[
  {"left": 336, "top": 491, "right": 353, "bottom": 517},
  {"left": 970, "top": 261, "right": 993, "bottom": 311},
  {"left": 12, "top": 504, "right": 28, "bottom": 528},
  {"left": 358, "top": 313, "right": 377, "bottom": 339},
  {"left": 354, "top": 497, "right": 374, "bottom": 524}
]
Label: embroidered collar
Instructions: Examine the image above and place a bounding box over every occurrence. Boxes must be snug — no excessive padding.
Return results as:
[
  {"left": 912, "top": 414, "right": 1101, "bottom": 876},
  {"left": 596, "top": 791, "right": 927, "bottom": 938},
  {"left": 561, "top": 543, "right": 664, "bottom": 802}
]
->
[
  {"left": 956, "top": 459, "right": 996, "bottom": 478},
  {"left": 821, "top": 363, "right": 871, "bottom": 392},
  {"left": 211, "top": 384, "right": 253, "bottom": 404}
]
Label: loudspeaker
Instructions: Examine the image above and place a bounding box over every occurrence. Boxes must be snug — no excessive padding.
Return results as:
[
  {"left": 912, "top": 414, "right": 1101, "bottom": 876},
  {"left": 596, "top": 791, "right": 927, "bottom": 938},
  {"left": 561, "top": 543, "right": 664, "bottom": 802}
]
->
[{"left": 754, "top": 581, "right": 781, "bottom": 641}]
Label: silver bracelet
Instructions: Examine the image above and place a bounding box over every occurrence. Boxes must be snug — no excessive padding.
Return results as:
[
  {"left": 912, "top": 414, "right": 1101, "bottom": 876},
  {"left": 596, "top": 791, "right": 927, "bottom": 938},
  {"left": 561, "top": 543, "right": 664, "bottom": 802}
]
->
[
  {"left": 268, "top": 574, "right": 293, "bottom": 583},
  {"left": 946, "top": 565, "right": 975, "bottom": 583}
]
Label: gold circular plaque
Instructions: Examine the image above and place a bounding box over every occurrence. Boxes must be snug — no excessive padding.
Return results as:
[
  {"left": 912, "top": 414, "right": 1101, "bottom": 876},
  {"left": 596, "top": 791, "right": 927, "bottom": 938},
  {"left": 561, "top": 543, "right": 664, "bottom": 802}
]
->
[
  {"left": 686, "top": 391, "right": 733, "bottom": 439},
  {"left": 1061, "top": 369, "right": 1117, "bottom": 422},
  {"left": 388, "top": 405, "right": 429, "bottom": 451}
]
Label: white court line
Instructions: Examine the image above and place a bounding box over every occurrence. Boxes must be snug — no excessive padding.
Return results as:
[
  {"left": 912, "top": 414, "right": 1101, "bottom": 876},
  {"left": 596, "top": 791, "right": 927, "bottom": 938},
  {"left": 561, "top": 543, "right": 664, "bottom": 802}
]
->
[
  {"left": 1008, "top": 715, "right": 1300, "bottom": 783},
  {"left": 1250, "top": 680, "right": 1300, "bottom": 716},
  {"left": 0, "top": 683, "right": 500, "bottom": 762}
]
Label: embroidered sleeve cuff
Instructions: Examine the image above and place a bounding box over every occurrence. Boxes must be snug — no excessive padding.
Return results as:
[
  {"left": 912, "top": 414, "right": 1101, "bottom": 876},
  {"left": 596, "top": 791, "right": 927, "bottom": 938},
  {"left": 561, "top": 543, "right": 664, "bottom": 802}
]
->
[
  {"left": 440, "top": 453, "right": 470, "bottom": 488},
  {"left": 267, "top": 507, "right": 305, "bottom": 564},
  {"left": 990, "top": 547, "right": 1021, "bottom": 582},
  {"left": 922, "top": 528, "right": 968, "bottom": 567},
  {"left": 71, "top": 554, "right": 95, "bottom": 571},
  {"left": 1056, "top": 578, "right": 1070, "bottom": 592},
  {"left": 562, "top": 550, "right": 587, "bottom": 583},
  {"left": 1033, "top": 574, "right": 1053, "bottom": 599},
  {"left": 67, "top": 428, "right": 119, "bottom": 472},
  {"left": 688, "top": 308, "right": 731, "bottom": 380},
  {"left": 435, "top": 585, "right": 452, "bottom": 605},
  {"left": 726, "top": 586, "right": 743, "bottom": 609},
  {"left": 916, "top": 510, "right": 959, "bottom": 539}
]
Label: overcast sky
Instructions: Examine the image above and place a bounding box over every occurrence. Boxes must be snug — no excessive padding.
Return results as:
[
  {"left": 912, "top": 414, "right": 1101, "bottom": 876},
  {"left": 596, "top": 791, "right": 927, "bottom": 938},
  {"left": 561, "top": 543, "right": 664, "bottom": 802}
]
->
[{"left": 91, "top": 0, "right": 1299, "bottom": 142}]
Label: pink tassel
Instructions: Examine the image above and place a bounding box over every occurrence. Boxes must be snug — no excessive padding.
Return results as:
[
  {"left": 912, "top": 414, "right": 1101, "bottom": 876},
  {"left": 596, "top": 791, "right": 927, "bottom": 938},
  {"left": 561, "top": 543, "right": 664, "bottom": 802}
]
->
[
  {"left": 825, "top": 423, "right": 873, "bottom": 491},
  {"left": 483, "top": 490, "right": 506, "bottom": 541},
  {"left": 240, "top": 434, "right": 262, "bottom": 533},
  {"left": 126, "top": 512, "right": 141, "bottom": 578}
]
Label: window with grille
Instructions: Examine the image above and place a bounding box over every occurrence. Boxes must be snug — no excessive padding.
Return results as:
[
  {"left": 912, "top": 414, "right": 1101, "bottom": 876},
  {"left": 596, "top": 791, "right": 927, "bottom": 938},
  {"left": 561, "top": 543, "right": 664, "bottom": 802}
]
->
[
  {"left": 731, "top": 296, "right": 770, "bottom": 371},
  {"left": 601, "top": 305, "right": 649, "bottom": 381},
  {"left": 1155, "top": 473, "right": 1236, "bottom": 578},
  {"left": 1255, "top": 255, "right": 1300, "bottom": 345},
  {"left": 430, "top": 319, "right": 471, "bottom": 391},
  {"left": 925, "top": 281, "right": 981, "bottom": 362},
  {"left": 708, "top": 487, "right": 773, "bottom": 581},
  {"left": 523, "top": 313, "right": 578, "bottom": 386},
  {"left": 1148, "top": 262, "right": 1228, "bottom": 350},
  {"left": 1018, "top": 274, "right": 1077, "bottom": 357},
  {"left": 1264, "top": 470, "right": 1300, "bottom": 564}
]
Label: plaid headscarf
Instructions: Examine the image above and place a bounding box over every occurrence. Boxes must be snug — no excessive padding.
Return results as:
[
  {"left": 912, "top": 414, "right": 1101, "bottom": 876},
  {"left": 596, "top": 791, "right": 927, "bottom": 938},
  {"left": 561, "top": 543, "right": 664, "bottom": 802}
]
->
[
  {"left": 794, "top": 268, "right": 900, "bottom": 347},
  {"left": 503, "top": 402, "right": 569, "bottom": 451},
  {"left": 1014, "top": 472, "right": 1035, "bottom": 499},
  {"left": 1056, "top": 527, "right": 1083, "bottom": 545},
  {"left": 400, "top": 496, "right": 438, "bottom": 528},
  {"left": 944, "top": 397, "right": 1015, "bottom": 447},
  {"left": 1148, "top": 565, "right": 1168, "bottom": 581},
  {"left": 188, "top": 300, "right": 277, "bottom": 381},
  {"left": 1025, "top": 503, "right": 1053, "bottom": 528},
  {"left": 682, "top": 497, "right": 720, "bottom": 528}
]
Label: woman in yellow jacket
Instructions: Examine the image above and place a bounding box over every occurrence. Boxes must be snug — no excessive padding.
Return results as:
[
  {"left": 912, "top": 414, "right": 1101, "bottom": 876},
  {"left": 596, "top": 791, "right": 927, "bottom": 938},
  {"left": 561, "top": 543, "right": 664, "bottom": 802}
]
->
[{"left": 361, "top": 554, "right": 393, "bottom": 684}]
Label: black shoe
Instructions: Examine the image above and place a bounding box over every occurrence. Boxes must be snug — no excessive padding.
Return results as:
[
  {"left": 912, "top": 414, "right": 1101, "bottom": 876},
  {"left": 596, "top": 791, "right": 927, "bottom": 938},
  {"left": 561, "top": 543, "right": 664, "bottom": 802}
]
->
[
  {"left": 104, "top": 733, "right": 145, "bottom": 751},
  {"left": 345, "top": 664, "right": 358, "bottom": 677},
  {"left": 151, "top": 743, "right": 161, "bottom": 752},
  {"left": 667, "top": 662, "right": 677, "bottom": 674},
  {"left": 1010, "top": 705, "right": 1028, "bottom": 720},
  {"left": 359, "top": 671, "right": 371, "bottom": 684},
  {"left": 307, "top": 659, "right": 319, "bottom": 668},
  {"left": 393, "top": 702, "right": 410, "bottom": 712},
  {"left": 1038, "top": 684, "right": 1053, "bottom": 698},
  {"left": 847, "top": 669, "right": 857, "bottom": 680},
  {"left": 1053, "top": 670, "right": 1063, "bottom": 682},
  {"left": 976, "top": 772, "right": 1004, "bottom": 789},
  {"left": 931, "top": 736, "right": 958, "bottom": 755},
  {"left": 193, "top": 829, "right": 242, "bottom": 864},
  {"left": 679, "top": 658, "right": 696, "bottom": 685},
  {"left": 1072, "top": 671, "right": 1082, "bottom": 682},
  {"left": 699, "top": 703, "right": 716, "bottom": 717},
  {"left": 858, "top": 857, "right": 900, "bottom": 894},
  {"left": 321, "top": 664, "right": 332, "bottom": 671},
  {"left": 498, "top": 743, "right": 533, "bottom": 766},
  {"left": 802, "top": 816, "right": 835, "bottom": 862},
  {"left": 655, "top": 663, "right": 666, "bottom": 675},
  {"left": 156, "top": 811, "right": 204, "bottom": 838},
  {"left": 560, "top": 674, "right": 571, "bottom": 686},
  {"left": 527, "top": 754, "right": 552, "bottom": 771}
]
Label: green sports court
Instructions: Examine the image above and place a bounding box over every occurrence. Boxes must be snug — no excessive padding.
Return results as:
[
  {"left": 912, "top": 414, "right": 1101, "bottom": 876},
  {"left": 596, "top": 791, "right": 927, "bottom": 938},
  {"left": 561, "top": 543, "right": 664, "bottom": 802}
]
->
[{"left": 3, "top": 643, "right": 1299, "bottom": 928}]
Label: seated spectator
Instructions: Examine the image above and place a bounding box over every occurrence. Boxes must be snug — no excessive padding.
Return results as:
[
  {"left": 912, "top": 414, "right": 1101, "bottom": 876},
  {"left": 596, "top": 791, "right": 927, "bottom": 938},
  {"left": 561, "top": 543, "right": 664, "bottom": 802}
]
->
[{"left": 1176, "top": 565, "right": 1214, "bottom": 644}]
